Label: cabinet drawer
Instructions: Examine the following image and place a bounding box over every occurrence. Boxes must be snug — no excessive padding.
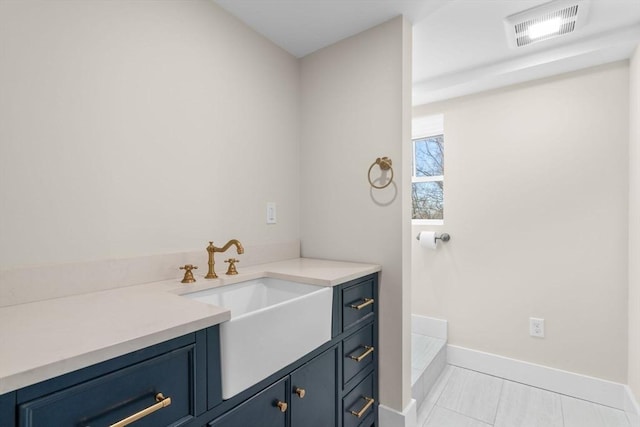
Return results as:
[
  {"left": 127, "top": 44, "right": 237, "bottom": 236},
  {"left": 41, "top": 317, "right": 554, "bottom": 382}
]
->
[
  {"left": 343, "top": 324, "right": 374, "bottom": 387},
  {"left": 342, "top": 279, "right": 375, "bottom": 332},
  {"left": 209, "top": 377, "right": 287, "bottom": 427},
  {"left": 343, "top": 374, "right": 375, "bottom": 427},
  {"left": 19, "top": 346, "right": 197, "bottom": 427}
]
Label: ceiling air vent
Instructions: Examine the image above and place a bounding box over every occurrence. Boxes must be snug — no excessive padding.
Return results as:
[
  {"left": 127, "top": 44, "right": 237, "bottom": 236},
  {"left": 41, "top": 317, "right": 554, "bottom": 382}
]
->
[{"left": 504, "top": 0, "right": 590, "bottom": 48}]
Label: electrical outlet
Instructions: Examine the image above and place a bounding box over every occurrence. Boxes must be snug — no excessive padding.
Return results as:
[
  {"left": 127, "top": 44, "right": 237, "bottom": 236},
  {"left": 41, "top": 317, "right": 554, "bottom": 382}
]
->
[{"left": 529, "top": 317, "right": 545, "bottom": 338}]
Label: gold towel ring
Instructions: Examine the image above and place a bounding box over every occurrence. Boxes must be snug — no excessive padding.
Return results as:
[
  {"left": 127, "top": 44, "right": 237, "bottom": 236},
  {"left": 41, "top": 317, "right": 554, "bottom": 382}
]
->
[{"left": 368, "top": 157, "right": 394, "bottom": 189}]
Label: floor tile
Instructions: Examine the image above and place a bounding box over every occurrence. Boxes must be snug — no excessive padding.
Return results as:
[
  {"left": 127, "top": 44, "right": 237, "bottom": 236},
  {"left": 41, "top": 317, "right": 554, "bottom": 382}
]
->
[
  {"left": 437, "top": 366, "right": 504, "bottom": 424},
  {"left": 626, "top": 411, "right": 640, "bottom": 427},
  {"left": 494, "top": 381, "right": 563, "bottom": 427},
  {"left": 424, "top": 406, "right": 492, "bottom": 427},
  {"left": 562, "top": 395, "right": 631, "bottom": 427}
]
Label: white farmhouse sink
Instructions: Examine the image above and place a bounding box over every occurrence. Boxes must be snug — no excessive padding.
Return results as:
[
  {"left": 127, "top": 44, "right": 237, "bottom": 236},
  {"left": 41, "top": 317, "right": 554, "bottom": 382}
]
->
[{"left": 184, "top": 277, "right": 332, "bottom": 399}]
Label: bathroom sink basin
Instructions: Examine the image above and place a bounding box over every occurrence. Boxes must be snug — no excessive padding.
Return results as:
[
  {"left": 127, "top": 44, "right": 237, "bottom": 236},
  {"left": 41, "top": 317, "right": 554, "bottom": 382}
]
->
[{"left": 183, "top": 277, "right": 332, "bottom": 399}]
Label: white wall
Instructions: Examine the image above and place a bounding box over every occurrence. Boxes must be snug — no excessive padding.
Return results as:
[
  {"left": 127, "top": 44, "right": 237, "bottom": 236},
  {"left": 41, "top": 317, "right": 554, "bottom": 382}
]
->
[
  {"left": 413, "top": 62, "right": 630, "bottom": 383},
  {"left": 629, "top": 47, "right": 640, "bottom": 399},
  {"left": 1, "top": 1, "right": 414, "bottom": 413},
  {"left": 300, "top": 17, "right": 413, "bottom": 413},
  {"left": 0, "top": 0, "right": 300, "bottom": 269}
]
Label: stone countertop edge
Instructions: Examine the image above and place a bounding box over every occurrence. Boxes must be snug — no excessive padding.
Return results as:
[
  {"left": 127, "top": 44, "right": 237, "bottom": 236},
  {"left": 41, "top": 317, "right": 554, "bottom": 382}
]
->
[{"left": 0, "top": 258, "right": 380, "bottom": 395}]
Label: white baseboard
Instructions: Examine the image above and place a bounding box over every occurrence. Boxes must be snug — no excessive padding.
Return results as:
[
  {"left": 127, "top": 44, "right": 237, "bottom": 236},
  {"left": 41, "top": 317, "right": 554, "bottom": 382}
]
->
[
  {"left": 625, "top": 385, "right": 640, "bottom": 416},
  {"left": 447, "top": 344, "right": 627, "bottom": 410},
  {"left": 378, "top": 399, "right": 417, "bottom": 427},
  {"left": 411, "top": 314, "right": 447, "bottom": 339}
]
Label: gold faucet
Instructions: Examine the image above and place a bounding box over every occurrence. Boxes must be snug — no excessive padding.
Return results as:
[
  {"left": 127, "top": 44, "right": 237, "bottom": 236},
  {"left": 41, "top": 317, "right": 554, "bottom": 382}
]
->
[
  {"left": 205, "top": 240, "right": 244, "bottom": 279},
  {"left": 224, "top": 258, "right": 240, "bottom": 275},
  {"left": 179, "top": 264, "right": 198, "bottom": 283}
]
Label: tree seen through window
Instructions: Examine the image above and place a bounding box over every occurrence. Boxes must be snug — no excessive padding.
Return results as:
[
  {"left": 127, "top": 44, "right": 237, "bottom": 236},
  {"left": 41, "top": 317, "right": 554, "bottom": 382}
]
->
[{"left": 412, "top": 135, "right": 444, "bottom": 220}]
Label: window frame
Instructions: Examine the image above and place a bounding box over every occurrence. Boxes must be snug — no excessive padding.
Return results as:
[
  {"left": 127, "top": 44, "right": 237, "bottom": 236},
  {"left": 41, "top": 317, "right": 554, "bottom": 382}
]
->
[{"left": 411, "top": 115, "right": 444, "bottom": 225}]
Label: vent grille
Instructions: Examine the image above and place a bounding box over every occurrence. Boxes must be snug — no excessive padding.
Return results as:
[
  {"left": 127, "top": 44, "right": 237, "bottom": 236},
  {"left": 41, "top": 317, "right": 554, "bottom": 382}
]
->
[
  {"left": 504, "top": 1, "right": 590, "bottom": 49},
  {"left": 514, "top": 5, "right": 579, "bottom": 47}
]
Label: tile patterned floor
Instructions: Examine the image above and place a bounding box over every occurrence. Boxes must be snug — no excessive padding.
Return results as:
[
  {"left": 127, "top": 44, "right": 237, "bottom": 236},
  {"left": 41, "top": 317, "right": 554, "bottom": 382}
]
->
[{"left": 417, "top": 366, "right": 634, "bottom": 427}]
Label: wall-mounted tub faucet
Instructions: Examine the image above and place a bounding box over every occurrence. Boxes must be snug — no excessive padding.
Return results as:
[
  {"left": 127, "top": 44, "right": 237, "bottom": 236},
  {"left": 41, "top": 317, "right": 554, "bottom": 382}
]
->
[{"left": 205, "top": 240, "right": 244, "bottom": 279}]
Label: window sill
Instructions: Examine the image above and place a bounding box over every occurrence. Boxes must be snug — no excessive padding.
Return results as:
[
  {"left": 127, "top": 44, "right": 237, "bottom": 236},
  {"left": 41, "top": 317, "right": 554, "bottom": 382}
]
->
[{"left": 412, "top": 219, "right": 444, "bottom": 226}]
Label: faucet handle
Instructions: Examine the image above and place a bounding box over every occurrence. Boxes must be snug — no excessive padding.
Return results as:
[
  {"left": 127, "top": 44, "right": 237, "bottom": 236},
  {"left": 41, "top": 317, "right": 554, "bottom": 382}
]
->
[
  {"left": 179, "top": 264, "right": 198, "bottom": 283},
  {"left": 224, "top": 258, "right": 239, "bottom": 276}
]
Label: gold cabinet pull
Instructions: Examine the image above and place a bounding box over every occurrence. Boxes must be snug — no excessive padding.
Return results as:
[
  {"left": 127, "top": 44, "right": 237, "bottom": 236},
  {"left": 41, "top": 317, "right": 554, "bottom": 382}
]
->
[
  {"left": 349, "top": 346, "right": 374, "bottom": 362},
  {"left": 276, "top": 400, "right": 288, "bottom": 412},
  {"left": 109, "top": 393, "right": 171, "bottom": 427},
  {"left": 350, "top": 298, "right": 374, "bottom": 310},
  {"left": 350, "top": 396, "right": 375, "bottom": 418},
  {"left": 294, "top": 387, "right": 306, "bottom": 398}
]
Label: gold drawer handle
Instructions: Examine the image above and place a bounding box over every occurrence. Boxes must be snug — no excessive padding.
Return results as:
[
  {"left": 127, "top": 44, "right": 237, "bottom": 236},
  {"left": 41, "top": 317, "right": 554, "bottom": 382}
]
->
[
  {"left": 294, "top": 387, "right": 306, "bottom": 398},
  {"left": 276, "top": 400, "right": 288, "bottom": 412},
  {"left": 110, "top": 393, "right": 171, "bottom": 427},
  {"left": 350, "top": 298, "right": 374, "bottom": 310},
  {"left": 350, "top": 396, "right": 375, "bottom": 418},
  {"left": 349, "top": 346, "right": 374, "bottom": 362}
]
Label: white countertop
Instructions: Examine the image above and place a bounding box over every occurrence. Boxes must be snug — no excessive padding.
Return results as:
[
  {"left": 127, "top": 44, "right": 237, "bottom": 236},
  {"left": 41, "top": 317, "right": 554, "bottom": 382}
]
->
[{"left": 0, "top": 258, "right": 379, "bottom": 395}]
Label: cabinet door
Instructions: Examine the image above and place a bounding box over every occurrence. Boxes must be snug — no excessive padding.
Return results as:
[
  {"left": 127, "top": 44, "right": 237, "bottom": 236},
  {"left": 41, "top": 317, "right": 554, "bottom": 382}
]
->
[
  {"left": 209, "top": 377, "right": 287, "bottom": 427},
  {"left": 290, "top": 346, "right": 337, "bottom": 427}
]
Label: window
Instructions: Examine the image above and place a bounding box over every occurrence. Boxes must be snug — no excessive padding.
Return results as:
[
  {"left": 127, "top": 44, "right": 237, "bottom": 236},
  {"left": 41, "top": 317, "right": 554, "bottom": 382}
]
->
[{"left": 412, "top": 115, "right": 444, "bottom": 222}]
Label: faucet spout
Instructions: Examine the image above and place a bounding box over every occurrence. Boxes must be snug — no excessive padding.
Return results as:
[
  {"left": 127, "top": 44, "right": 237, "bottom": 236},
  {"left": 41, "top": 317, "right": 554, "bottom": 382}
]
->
[
  {"left": 205, "top": 239, "right": 244, "bottom": 279},
  {"left": 215, "top": 239, "right": 244, "bottom": 255}
]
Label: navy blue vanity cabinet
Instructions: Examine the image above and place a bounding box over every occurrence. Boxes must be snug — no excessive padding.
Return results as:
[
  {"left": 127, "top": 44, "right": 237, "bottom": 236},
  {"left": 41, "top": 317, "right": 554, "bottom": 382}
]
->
[
  {"left": 339, "top": 275, "right": 378, "bottom": 427},
  {"left": 342, "top": 277, "right": 375, "bottom": 332},
  {"left": 208, "top": 345, "right": 338, "bottom": 427},
  {"left": 0, "top": 391, "right": 16, "bottom": 426},
  {"left": 14, "top": 327, "right": 217, "bottom": 427},
  {"left": 20, "top": 346, "right": 194, "bottom": 427},
  {"left": 208, "top": 377, "right": 288, "bottom": 427},
  {"left": 207, "top": 326, "right": 223, "bottom": 410},
  {"left": 290, "top": 345, "right": 338, "bottom": 427},
  {"left": 197, "top": 273, "right": 378, "bottom": 427},
  {"left": 3, "top": 272, "right": 379, "bottom": 427},
  {"left": 343, "top": 323, "right": 375, "bottom": 388},
  {"left": 343, "top": 374, "right": 375, "bottom": 427}
]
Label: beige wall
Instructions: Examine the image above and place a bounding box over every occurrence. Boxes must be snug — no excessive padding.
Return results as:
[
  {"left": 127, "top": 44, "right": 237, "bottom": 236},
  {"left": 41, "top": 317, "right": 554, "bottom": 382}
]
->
[
  {"left": 0, "top": 1, "right": 413, "bottom": 412},
  {"left": 300, "top": 17, "right": 412, "bottom": 412},
  {"left": 0, "top": 1, "right": 413, "bottom": 411},
  {"left": 629, "top": 47, "right": 640, "bottom": 398},
  {"left": 413, "top": 63, "right": 630, "bottom": 382},
  {"left": 0, "top": 0, "right": 300, "bottom": 269}
]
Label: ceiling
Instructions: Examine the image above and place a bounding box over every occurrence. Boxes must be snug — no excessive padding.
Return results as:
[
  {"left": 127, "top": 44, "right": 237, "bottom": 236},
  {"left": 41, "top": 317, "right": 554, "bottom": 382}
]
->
[{"left": 213, "top": 0, "right": 640, "bottom": 105}]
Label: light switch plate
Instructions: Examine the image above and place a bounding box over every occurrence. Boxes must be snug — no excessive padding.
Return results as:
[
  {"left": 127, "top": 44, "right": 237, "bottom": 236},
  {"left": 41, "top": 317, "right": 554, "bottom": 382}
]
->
[{"left": 266, "top": 202, "right": 277, "bottom": 224}]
